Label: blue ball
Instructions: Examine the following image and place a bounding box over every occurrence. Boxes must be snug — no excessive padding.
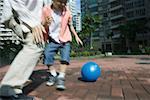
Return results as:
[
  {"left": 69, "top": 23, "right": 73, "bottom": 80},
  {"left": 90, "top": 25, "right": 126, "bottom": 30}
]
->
[{"left": 81, "top": 62, "right": 101, "bottom": 82}]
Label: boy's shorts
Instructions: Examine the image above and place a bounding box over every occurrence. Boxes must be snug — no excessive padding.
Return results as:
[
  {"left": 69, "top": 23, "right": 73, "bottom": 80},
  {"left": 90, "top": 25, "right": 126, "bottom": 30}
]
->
[{"left": 44, "top": 41, "right": 70, "bottom": 65}]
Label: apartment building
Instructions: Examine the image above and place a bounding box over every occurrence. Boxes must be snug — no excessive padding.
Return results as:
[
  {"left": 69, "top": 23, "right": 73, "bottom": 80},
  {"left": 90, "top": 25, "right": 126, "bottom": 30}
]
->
[
  {"left": 110, "top": 0, "right": 150, "bottom": 51},
  {"left": 81, "top": 0, "right": 150, "bottom": 52},
  {"left": 75, "top": 12, "right": 82, "bottom": 32},
  {"left": 109, "top": 0, "right": 126, "bottom": 51},
  {"left": 0, "top": 0, "right": 23, "bottom": 66},
  {"left": 81, "top": 0, "right": 111, "bottom": 51},
  {"left": 0, "top": 0, "right": 20, "bottom": 43},
  {"left": 125, "top": 0, "right": 150, "bottom": 47},
  {"left": 0, "top": 0, "right": 4, "bottom": 27},
  {"left": 69, "top": 0, "right": 77, "bottom": 16},
  {"left": 109, "top": 0, "right": 125, "bottom": 32},
  {"left": 99, "top": 0, "right": 112, "bottom": 52},
  {"left": 68, "top": 0, "right": 82, "bottom": 32}
]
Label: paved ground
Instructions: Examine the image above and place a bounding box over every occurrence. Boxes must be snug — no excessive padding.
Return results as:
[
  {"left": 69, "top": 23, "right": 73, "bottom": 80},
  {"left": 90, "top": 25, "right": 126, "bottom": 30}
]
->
[{"left": 0, "top": 55, "right": 150, "bottom": 100}]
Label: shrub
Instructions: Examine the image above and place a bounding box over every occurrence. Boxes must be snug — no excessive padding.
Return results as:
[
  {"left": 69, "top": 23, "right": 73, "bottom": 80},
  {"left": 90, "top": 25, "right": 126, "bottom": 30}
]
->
[
  {"left": 70, "top": 50, "right": 76, "bottom": 57},
  {"left": 145, "top": 47, "right": 150, "bottom": 55}
]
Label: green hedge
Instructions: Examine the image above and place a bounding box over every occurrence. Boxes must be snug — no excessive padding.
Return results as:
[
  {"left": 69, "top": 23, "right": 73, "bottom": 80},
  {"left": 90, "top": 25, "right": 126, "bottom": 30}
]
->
[
  {"left": 70, "top": 50, "right": 101, "bottom": 57},
  {"left": 145, "top": 47, "right": 150, "bottom": 55}
]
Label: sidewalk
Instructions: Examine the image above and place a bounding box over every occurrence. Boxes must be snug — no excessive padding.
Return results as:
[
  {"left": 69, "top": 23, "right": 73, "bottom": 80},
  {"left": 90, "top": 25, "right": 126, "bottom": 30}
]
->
[{"left": 0, "top": 55, "right": 150, "bottom": 100}]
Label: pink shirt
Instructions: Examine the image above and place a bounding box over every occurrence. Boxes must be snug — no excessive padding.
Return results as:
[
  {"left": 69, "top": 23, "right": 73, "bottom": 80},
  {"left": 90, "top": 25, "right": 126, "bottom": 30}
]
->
[{"left": 42, "top": 5, "right": 72, "bottom": 43}]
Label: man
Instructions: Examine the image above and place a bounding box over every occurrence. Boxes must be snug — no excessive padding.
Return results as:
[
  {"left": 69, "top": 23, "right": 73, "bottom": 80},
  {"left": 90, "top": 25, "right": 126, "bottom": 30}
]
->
[{"left": 0, "top": 0, "right": 46, "bottom": 99}]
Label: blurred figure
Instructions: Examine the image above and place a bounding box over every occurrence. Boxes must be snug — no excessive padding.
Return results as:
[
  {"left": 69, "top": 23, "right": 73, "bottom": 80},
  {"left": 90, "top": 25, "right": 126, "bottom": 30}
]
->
[{"left": 0, "top": 0, "right": 46, "bottom": 99}]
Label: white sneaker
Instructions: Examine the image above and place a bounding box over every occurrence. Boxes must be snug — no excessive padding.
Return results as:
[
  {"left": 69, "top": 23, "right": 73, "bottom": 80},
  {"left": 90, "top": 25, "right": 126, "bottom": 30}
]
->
[{"left": 46, "top": 75, "right": 56, "bottom": 86}]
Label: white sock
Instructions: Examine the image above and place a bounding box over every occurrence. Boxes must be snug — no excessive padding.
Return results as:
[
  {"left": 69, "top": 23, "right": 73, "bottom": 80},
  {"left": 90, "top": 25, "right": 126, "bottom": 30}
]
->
[
  {"left": 58, "top": 72, "right": 65, "bottom": 78},
  {"left": 50, "top": 70, "right": 57, "bottom": 77}
]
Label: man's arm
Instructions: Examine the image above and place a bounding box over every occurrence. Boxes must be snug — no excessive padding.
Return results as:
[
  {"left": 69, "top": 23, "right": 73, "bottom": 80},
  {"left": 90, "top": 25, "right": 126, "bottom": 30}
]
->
[
  {"left": 8, "top": 0, "right": 42, "bottom": 27},
  {"left": 8, "top": 0, "right": 46, "bottom": 44}
]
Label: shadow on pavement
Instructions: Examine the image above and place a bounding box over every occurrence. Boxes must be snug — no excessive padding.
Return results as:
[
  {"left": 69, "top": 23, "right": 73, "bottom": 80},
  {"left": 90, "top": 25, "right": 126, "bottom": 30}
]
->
[
  {"left": 139, "top": 57, "right": 150, "bottom": 60},
  {"left": 23, "top": 69, "right": 48, "bottom": 95}
]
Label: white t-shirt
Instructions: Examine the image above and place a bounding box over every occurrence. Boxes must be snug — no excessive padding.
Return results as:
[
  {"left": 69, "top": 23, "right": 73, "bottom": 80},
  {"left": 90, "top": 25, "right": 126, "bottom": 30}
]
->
[{"left": 49, "top": 10, "right": 62, "bottom": 43}]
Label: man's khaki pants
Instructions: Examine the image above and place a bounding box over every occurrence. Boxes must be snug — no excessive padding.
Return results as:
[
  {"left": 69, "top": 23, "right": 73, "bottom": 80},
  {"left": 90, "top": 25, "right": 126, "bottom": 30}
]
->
[{"left": 0, "top": 31, "right": 44, "bottom": 95}]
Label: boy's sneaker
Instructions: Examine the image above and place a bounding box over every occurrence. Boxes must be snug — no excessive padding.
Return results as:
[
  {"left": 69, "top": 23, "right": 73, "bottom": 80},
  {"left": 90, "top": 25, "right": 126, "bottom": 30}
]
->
[
  {"left": 46, "top": 74, "right": 56, "bottom": 86},
  {"left": 56, "top": 77, "right": 66, "bottom": 90}
]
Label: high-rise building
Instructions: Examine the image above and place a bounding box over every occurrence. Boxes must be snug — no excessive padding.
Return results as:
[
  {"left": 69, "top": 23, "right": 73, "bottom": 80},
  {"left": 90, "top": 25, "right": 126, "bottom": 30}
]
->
[
  {"left": 0, "top": 0, "right": 21, "bottom": 66},
  {"left": 68, "top": 0, "right": 77, "bottom": 16},
  {"left": 0, "top": 0, "right": 4, "bottom": 27},
  {"left": 109, "top": 0, "right": 125, "bottom": 32},
  {"left": 0, "top": 0, "right": 19, "bottom": 43},
  {"left": 109, "top": 0, "right": 126, "bottom": 51},
  {"left": 43, "top": 0, "right": 52, "bottom": 5},
  {"left": 81, "top": 0, "right": 150, "bottom": 52},
  {"left": 75, "top": 12, "right": 82, "bottom": 32},
  {"left": 68, "top": 0, "right": 82, "bottom": 32},
  {"left": 109, "top": 0, "right": 150, "bottom": 51},
  {"left": 99, "top": 0, "right": 112, "bottom": 52},
  {"left": 125, "top": 0, "right": 150, "bottom": 21},
  {"left": 81, "top": 0, "right": 111, "bottom": 51}
]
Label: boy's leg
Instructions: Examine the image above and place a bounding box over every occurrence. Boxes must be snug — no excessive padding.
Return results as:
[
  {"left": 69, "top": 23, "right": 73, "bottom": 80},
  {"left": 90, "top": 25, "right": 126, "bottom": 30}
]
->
[
  {"left": 58, "top": 64, "right": 67, "bottom": 78},
  {"left": 56, "top": 64, "right": 68, "bottom": 90},
  {"left": 59, "top": 42, "right": 70, "bottom": 76},
  {"left": 44, "top": 42, "right": 59, "bottom": 86},
  {"left": 48, "top": 65, "right": 57, "bottom": 77},
  {"left": 46, "top": 65, "right": 57, "bottom": 86},
  {"left": 0, "top": 32, "right": 43, "bottom": 97},
  {"left": 56, "top": 42, "right": 70, "bottom": 90}
]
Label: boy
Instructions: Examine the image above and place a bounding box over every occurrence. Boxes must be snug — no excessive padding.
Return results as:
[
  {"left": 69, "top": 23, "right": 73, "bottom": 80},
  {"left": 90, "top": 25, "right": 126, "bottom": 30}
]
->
[{"left": 42, "top": 0, "right": 83, "bottom": 90}]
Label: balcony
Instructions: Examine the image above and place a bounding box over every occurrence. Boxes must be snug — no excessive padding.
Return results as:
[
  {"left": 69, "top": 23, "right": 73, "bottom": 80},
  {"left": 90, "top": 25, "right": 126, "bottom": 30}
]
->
[
  {"left": 109, "top": 0, "right": 117, "bottom": 3},
  {"left": 0, "top": 2, "right": 3, "bottom": 6},
  {"left": 110, "top": 22, "right": 123, "bottom": 29},
  {"left": 89, "top": 4, "right": 98, "bottom": 8},
  {"left": 110, "top": 24, "right": 120, "bottom": 29},
  {"left": 110, "top": 5, "right": 123, "bottom": 12},
  {"left": 0, "top": 24, "right": 20, "bottom": 41},
  {"left": 0, "top": 28, "right": 12, "bottom": 33},
  {"left": 127, "top": 15, "right": 146, "bottom": 21},
  {"left": 110, "top": 14, "right": 124, "bottom": 20}
]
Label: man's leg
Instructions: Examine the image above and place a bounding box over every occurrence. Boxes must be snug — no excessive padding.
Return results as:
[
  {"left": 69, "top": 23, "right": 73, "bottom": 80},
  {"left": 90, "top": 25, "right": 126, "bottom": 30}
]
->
[{"left": 0, "top": 32, "right": 43, "bottom": 96}]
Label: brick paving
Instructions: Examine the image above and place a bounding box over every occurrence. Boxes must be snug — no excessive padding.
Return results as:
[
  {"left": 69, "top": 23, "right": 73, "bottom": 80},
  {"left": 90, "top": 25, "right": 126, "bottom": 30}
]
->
[{"left": 0, "top": 55, "right": 150, "bottom": 100}]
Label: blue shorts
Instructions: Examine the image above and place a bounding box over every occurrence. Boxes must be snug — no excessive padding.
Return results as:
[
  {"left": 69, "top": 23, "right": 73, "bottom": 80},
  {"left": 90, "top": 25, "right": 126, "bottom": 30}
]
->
[{"left": 44, "top": 41, "right": 71, "bottom": 65}]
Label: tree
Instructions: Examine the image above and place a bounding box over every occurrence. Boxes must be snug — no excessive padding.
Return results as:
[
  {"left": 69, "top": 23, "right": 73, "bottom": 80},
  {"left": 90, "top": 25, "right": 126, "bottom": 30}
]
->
[
  {"left": 118, "top": 20, "right": 148, "bottom": 53},
  {"left": 118, "top": 22, "right": 134, "bottom": 53},
  {"left": 72, "top": 14, "right": 101, "bottom": 51}
]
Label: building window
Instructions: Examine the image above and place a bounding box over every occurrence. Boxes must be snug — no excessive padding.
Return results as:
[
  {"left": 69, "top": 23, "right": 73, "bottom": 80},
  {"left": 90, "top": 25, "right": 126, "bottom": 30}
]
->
[
  {"left": 110, "top": 0, "right": 123, "bottom": 8},
  {"left": 135, "top": 8, "right": 145, "bottom": 16},
  {"left": 126, "top": 2, "right": 134, "bottom": 9},
  {"left": 90, "top": 6, "right": 98, "bottom": 12},
  {"left": 89, "top": 0, "right": 97, "bottom": 4},
  {"left": 134, "top": 0, "right": 144, "bottom": 7},
  {"left": 103, "top": 13, "right": 108, "bottom": 17},
  {"left": 126, "top": 11, "right": 134, "bottom": 18},
  {"left": 111, "top": 9, "right": 123, "bottom": 17}
]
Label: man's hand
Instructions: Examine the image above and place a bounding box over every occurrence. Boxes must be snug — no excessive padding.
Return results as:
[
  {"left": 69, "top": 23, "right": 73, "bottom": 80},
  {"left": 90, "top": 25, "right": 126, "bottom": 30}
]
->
[
  {"left": 32, "top": 24, "right": 46, "bottom": 46},
  {"left": 75, "top": 35, "right": 83, "bottom": 46},
  {"left": 45, "top": 16, "right": 52, "bottom": 26}
]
